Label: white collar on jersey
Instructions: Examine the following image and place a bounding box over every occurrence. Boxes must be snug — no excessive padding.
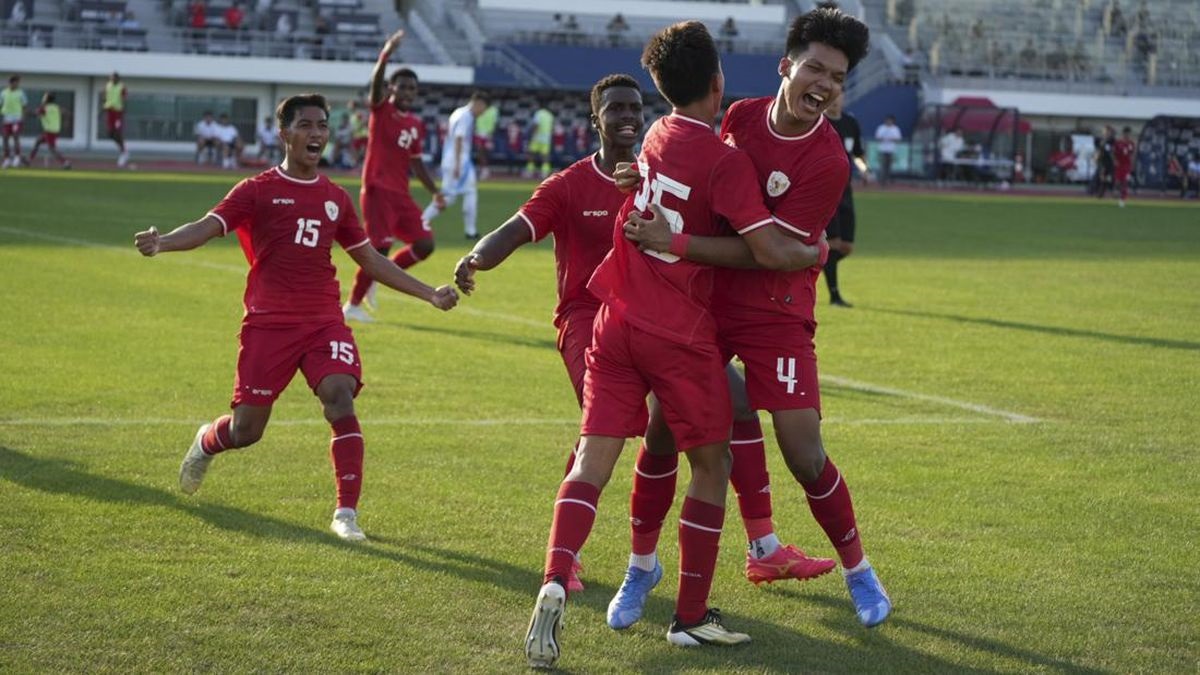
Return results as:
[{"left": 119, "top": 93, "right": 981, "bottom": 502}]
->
[
  {"left": 273, "top": 166, "right": 320, "bottom": 184},
  {"left": 765, "top": 100, "right": 826, "bottom": 142},
  {"left": 588, "top": 153, "right": 616, "bottom": 183},
  {"left": 668, "top": 112, "right": 715, "bottom": 131}
]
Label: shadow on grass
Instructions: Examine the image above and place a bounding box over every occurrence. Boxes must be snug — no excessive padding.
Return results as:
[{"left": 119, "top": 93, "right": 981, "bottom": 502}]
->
[
  {"left": 1, "top": 446, "right": 1099, "bottom": 673},
  {"left": 869, "top": 306, "right": 1200, "bottom": 352},
  {"left": 376, "top": 319, "right": 558, "bottom": 352}
]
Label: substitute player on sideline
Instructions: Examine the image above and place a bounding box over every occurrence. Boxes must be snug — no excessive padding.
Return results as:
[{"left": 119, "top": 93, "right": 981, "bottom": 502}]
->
[
  {"left": 523, "top": 23, "right": 828, "bottom": 669},
  {"left": 622, "top": 7, "right": 891, "bottom": 628},
  {"left": 104, "top": 72, "right": 131, "bottom": 168},
  {"left": 421, "top": 90, "right": 490, "bottom": 240},
  {"left": 343, "top": 30, "right": 446, "bottom": 323},
  {"left": 1, "top": 74, "right": 27, "bottom": 168},
  {"left": 134, "top": 93, "right": 458, "bottom": 541},
  {"left": 29, "top": 92, "right": 71, "bottom": 169}
]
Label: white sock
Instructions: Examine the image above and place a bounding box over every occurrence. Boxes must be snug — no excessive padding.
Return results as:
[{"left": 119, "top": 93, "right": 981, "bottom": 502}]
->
[
  {"left": 463, "top": 189, "right": 478, "bottom": 236},
  {"left": 844, "top": 557, "right": 871, "bottom": 575},
  {"left": 748, "top": 533, "right": 781, "bottom": 559},
  {"left": 334, "top": 507, "right": 356, "bottom": 519},
  {"left": 629, "top": 551, "right": 657, "bottom": 572}
]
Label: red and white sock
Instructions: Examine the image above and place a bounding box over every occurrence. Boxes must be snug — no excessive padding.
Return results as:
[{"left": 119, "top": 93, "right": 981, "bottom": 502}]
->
[
  {"left": 802, "top": 456, "right": 864, "bottom": 569},
  {"left": 543, "top": 480, "right": 600, "bottom": 591},
  {"left": 348, "top": 266, "right": 374, "bottom": 306},
  {"left": 628, "top": 445, "right": 678, "bottom": 569},
  {"left": 200, "top": 414, "right": 234, "bottom": 455},
  {"left": 729, "top": 417, "right": 778, "bottom": 558},
  {"left": 330, "top": 415, "right": 364, "bottom": 510},
  {"left": 676, "top": 497, "right": 725, "bottom": 624},
  {"left": 390, "top": 244, "right": 427, "bottom": 270}
]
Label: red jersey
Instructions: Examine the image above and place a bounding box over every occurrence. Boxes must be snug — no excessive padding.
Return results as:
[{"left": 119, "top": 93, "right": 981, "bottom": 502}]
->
[
  {"left": 588, "top": 114, "right": 774, "bottom": 345},
  {"left": 209, "top": 167, "right": 370, "bottom": 326},
  {"left": 362, "top": 100, "right": 424, "bottom": 194},
  {"left": 714, "top": 97, "right": 849, "bottom": 321},
  {"left": 517, "top": 153, "right": 623, "bottom": 327},
  {"left": 1113, "top": 138, "right": 1135, "bottom": 170}
]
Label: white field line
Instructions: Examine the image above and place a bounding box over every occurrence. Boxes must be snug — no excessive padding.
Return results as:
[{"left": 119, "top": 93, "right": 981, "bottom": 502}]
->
[
  {"left": 0, "top": 416, "right": 1005, "bottom": 427},
  {"left": 2, "top": 224, "right": 1041, "bottom": 424}
]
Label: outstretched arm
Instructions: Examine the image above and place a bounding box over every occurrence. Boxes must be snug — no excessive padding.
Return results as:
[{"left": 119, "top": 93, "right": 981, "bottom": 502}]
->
[
  {"left": 370, "top": 30, "right": 405, "bottom": 107},
  {"left": 409, "top": 156, "right": 445, "bottom": 209},
  {"left": 624, "top": 205, "right": 825, "bottom": 271},
  {"left": 134, "top": 215, "right": 224, "bottom": 256},
  {"left": 349, "top": 243, "right": 458, "bottom": 310},
  {"left": 453, "top": 216, "right": 532, "bottom": 294}
]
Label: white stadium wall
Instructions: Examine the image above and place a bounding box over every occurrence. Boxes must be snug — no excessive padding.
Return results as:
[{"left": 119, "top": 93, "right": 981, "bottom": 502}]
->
[
  {"left": 3, "top": 47, "right": 474, "bottom": 153},
  {"left": 936, "top": 88, "right": 1200, "bottom": 121}
]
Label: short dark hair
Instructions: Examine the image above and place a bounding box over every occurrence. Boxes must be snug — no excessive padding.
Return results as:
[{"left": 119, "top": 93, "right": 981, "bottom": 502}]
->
[
  {"left": 389, "top": 67, "right": 418, "bottom": 84},
  {"left": 276, "top": 93, "right": 329, "bottom": 129},
  {"left": 470, "top": 90, "right": 490, "bottom": 104},
  {"left": 641, "top": 21, "right": 719, "bottom": 108},
  {"left": 45, "top": 91, "right": 56, "bottom": 103},
  {"left": 786, "top": 6, "right": 870, "bottom": 71},
  {"left": 8, "top": 75, "right": 18, "bottom": 84},
  {"left": 1122, "top": 126, "right": 1132, "bottom": 134},
  {"left": 590, "top": 73, "right": 641, "bottom": 115}
]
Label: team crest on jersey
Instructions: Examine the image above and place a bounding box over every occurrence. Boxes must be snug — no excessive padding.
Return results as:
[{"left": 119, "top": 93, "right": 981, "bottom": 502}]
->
[
  {"left": 766, "top": 170, "right": 791, "bottom": 197},
  {"left": 324, "top": 200, "right": 339, "bottom": 221}
]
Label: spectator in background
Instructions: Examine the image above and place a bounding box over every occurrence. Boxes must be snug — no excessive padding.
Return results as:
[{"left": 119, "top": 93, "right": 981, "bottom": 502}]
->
[
  {"left": 256, "top": 115, "right": 279, "bottom": 163},
  {"left": 313, "top": 15, "right": 331, "bottom": 60},
  {"left": 194, "top": 110, "right": 220, "bottom": 164},
  {"left": 224, "top": 2, "right": 244, "bottom": 29},
  {"left": 117, "top": 10, "right": 140, "bottom": 29},
  {"left": 215, "top": 113, "right": 242, "bottom": 169},
  {"left": 1186, "top": 153, "right": 1200, "bottom": 199},
  {"left": 606, "top": 13, "right": 629, "bottom": 47},
  {"left": 874, "top": 114, "right": 902, "bottom": 186},
  {"left": 719, "top": 16, "right": 738, "bottom": 52},
  {"left": 1018, "top": 38, "right": 1038, "bottom": 71},
  {"left": 562, "top": 14, "right": 580, "bottom": 44},
  {"left": 275, "top": 12, "right": 293, "bottom": 35},
  {"left": 188, "top": 0, "right": 207, "bottom": 53},
  {"left": 938, "top": 128, "right": 964, "bottom": 182},
  {"left": 1112, "top": 126, "right": 1136, "bottom": 207}
]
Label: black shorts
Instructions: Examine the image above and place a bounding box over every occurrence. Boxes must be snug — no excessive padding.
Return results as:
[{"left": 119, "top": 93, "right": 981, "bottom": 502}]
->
[{"left": 825, "top": 183, "right": 856, "bottom": 242}]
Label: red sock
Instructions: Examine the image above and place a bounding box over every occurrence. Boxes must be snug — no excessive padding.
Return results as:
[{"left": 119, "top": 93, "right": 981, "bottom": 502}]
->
[
  {"left": 802, "top": 456, "right": 863, "bottom": 568},
  {"left": 729, "top": 417, "right": 773, "bottom": 541},
  {"left": 390, "top": 244, "right": 427, "bottom": 270},
  {"left": 330, "top": 415, "right": 364, "bottom": 510},
  {"left": 543, "top": 481, "right": 600, "bottom": 590},
  {"left": 676, "top": 497, "right": 725, "bottom": 624},
  {"left": 629, "top": 445, "right": 679, "bottom": 555},
  {"left": 200, "top": 414, "right": 234, "bottom": 454},
  {"left": 348, "top": 266, "right": 373, "bottom": 305}
]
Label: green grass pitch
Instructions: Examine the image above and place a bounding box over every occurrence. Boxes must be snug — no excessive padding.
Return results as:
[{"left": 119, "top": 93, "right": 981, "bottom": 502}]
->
[{"left": 0, "top": 169, "right": 1196, "bottom": 672}]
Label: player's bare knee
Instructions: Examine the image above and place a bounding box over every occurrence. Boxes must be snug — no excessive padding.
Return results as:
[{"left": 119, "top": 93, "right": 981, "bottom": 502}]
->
[
  {"left": 783, "top": 445, "right": 826, "bottom": 483},
  {"left": 413, "top": 238, "right": 435, "bottom": 259},
  {"left": 230, "top": 418, "right": 265, "bottom": 447}
]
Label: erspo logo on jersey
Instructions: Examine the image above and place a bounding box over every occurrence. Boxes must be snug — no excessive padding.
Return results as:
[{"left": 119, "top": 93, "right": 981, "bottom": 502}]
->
[{"left": 582, "top": 210, "right": 609, "bottom": 217}]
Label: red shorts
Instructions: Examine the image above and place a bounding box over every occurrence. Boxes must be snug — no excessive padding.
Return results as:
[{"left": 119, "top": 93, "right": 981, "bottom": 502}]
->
[
  {"left": 1114, "top": 166, "right": 1132, "bottom": 182},
  {"left": 232, "top": 320, "right": 363, "bottom": 408},
  {"left": 2, "top": 121, "right": 20, "bottom": 136},
  {"left": 360, "top": 186, "right": 429, "bottom": 248},
  {"left": 581, "top": 305, "right": 728, "bottom": 451},
  {"left": 556, "top": 307, "right": 598, "bottom": 407},
  {"left": 473, "top": 135, "right": 493, "bottom": 152},
  {"left": 719, "top": 314, "right": 821, "bottom": 413},
  {"left": 106, "top": 110, "right": 123, "bottom": 133},
  {"left": 40, "top": 132, "right": 58, "bottom": 149}
]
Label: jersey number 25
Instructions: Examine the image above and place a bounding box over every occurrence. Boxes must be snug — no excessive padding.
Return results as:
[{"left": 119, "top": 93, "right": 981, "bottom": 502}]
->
[{"left": 632, "top": 159, "right": 692, "bottom": 263}]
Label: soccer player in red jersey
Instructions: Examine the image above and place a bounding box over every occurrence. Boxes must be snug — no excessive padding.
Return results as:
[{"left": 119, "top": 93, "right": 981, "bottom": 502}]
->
[
  {"left": 523, "top": 23, "right": 828, "bottom": 668},
  {"left": 456, "top": 74, "right": 831, "bottom": 604},
  {"left": 343, "top": 30, "right": 446, "bottom": 323},
  {"left": 133, "top": 93, "right": 458, "bottom": 541},
  {"left": 1113, "top": 126, "right": 1137, "bottom": 208},
  {"left": 623, "top": 7, "right": 891, "bottom": 629}
]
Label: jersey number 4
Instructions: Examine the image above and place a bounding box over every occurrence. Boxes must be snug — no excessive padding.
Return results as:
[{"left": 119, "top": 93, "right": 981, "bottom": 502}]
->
[
  {"left": 632, "top": 160, "right": 692, "bottom": 263},
  {"left": 294, "top": 218, "right": 321, "bottom": 248}
]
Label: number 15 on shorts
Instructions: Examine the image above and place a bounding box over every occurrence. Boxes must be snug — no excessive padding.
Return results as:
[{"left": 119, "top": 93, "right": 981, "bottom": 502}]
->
[{"left": 330, "top": 341, "right": 356, "bottom": 365}]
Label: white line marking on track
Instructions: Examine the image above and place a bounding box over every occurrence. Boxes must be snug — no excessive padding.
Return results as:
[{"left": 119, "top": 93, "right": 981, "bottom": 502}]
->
[{"left": 1, "top": 224, "right": 1042, "bottom": 424}]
